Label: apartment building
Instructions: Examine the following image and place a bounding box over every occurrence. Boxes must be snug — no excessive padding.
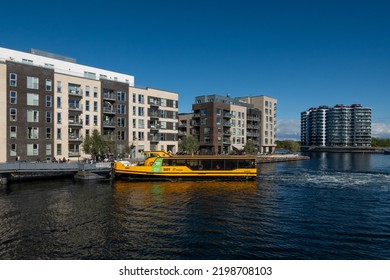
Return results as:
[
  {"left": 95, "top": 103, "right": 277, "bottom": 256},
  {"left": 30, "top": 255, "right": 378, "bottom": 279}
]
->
[
  {"left": 185, "top": 94, "right": 276, "bottom": 154},
  {"left": 0, "top": 47, "right": 178, "bottom": 162},
  {"left": 130, "top": 87, "right": 179, "bottom": 157},
  {"left": 237, "top": 95, "right": 277, "bottom": 153},
  {"left": 178, "top": 113, "right": 194, "bottom": 140},
  {"left": 301, "top": 104, "right": 371, "bottom": 147},
  {"left": 300, "top": 106, "right": 328, "bottom": 146}
]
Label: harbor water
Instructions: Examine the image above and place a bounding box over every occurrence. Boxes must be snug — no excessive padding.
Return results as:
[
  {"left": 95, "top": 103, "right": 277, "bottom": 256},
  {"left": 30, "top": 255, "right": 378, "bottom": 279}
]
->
[{"left": 0, "top": 152, "right": 389, "bottom": 259}]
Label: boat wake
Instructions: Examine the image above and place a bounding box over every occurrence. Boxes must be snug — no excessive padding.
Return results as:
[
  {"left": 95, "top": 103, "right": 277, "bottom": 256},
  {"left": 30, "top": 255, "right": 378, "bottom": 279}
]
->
[{"left": 260, "top": 170, "right": 390, "bottom": 190}]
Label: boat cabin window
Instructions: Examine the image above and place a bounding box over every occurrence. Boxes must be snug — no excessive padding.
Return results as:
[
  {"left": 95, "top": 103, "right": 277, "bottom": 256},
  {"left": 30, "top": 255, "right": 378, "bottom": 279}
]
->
[{"left": 162, "top": 158, "right": 255, "bottom": 170}]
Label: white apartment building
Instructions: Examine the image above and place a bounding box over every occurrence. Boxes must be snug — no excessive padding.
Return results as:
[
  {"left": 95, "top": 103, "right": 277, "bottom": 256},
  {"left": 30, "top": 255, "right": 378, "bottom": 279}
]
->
[{"left": 0, "top": 46, "right": 178, "bottom": 162}]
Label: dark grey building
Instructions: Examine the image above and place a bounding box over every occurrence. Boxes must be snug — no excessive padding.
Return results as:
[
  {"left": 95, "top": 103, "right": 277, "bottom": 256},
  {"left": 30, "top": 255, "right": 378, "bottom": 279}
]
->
[{"left": 301, "top": 104, "right": 372, "bottom": 147}]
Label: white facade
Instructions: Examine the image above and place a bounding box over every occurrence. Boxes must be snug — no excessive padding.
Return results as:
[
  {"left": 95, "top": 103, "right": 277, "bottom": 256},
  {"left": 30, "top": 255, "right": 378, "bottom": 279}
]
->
[{"left": 0, "top": 47, "right": 134, "bottom": 85}]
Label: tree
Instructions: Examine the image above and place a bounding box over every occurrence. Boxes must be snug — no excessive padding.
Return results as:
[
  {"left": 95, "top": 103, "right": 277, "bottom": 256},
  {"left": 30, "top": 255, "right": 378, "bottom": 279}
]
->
[
  {"left": 243, "top": 140, "right": 257, "bottom": 154},
  {"left": 179, "top": 136, "right": 199, "bottom": 154},
  {"left": 82, "top": 129, "right": 108, "bottom": 159},
  {"left": 276, "top": 140, "right": 300, "bottom": 152},
  {"left": 372, "top": 137, "right": 390, "bottom": 147}
]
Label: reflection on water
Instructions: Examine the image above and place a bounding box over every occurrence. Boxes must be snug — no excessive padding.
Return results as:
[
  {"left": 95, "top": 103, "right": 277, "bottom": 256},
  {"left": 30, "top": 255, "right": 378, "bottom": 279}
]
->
[{"left": 1, "top": 153, "right": 390, "bottom": 259}]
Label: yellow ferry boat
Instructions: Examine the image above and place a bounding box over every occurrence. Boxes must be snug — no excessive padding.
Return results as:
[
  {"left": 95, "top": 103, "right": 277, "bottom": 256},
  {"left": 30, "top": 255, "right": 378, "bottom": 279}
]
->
[{"left": 114, "top": 151, "right": 257, "bottom": 181}]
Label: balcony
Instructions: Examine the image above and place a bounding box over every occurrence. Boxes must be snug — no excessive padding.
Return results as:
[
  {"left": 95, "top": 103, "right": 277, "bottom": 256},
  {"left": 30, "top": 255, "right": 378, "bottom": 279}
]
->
[
  {"left": 103, "top": 107, "right": 116, "bottom": 115},
  {"left": 150, "top": 101, "right": 160, "bottom": 107},
  {"left": 69, "top": 104, "right": 83, "bottom": 111},
  {"left": 150, "top": 126, "right": 160, "bottom": 132},
  {"left": 103, "top": 92, "right": 116, "bottom": 101},
  {"left": 223, "top": 122, "right": 231, "bottom": 127},
  {"left": 68, "top": 134, "right": 83, "bottom": 142},
  {"left": 150, "top": 112, "right": 159, "bottom": 119},
  {"left": 223, "top": 112, "right": 232, "bottom": 118},
  {"left": 68, "top": 89, "right": 83, "bottom": 97},
  {"left": 68, "top": 151, "right": 80, "bottom": 157},
  {"left": 68, "top": 119, "right": 83, "bottom": 127},
  {"left": 223, "top": 139, "right": 231, "bottom": 144},
  {"left": 103, "top": 120, "right": 116, "bottom": 128},
  {"left": 223, "top": 130, "right": 231, "bottom": 136}
]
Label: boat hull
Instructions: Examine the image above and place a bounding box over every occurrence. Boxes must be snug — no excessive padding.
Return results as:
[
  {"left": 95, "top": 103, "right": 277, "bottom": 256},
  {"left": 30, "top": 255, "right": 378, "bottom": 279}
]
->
[{"left": 115, "top": 172, "right": 256, "bottom": 181}]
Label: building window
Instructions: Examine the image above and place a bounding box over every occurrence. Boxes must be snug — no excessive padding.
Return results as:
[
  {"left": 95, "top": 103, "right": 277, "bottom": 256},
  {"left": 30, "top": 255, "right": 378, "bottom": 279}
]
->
[
  {"left": 93, "top": 101, "right": 98, "bottom": 112},
  {"left": 160, "top": 99, "right": 167, "bottom": 107},
  {"left": 10, "top": 126, "right": 17, "bottom": 139},
  {"left": 57, "top": 144, "right": 62, "bottom": 155},
  {"left": 10, "top": 91, "right": 17, "bottom": 104},
  {"left": 133, "top": 106, "right": 136, "bottom": 115},
  {"left": 10, "top": 108, "right": 17, "bottom": 121},
  {"left": 27, "top": 127, "right": 39, "bottom": 139},
  {"left": 10, "top": 143, "right": 17, "bottom": 157},
  {"left": 137, "top": 119, "right": 144, "bottom": 129},
  {"left": 27, "top": 110, "right": 39, "bottom": 122},
  {"left": 57, "top": 81, "right": 62, "bottom": 93},
  {"left": 27, "top": 76, "right": 39, "bottom": 89},
  {"left": 86, "top": 100, "right": 90, "bottom": 111},
  {"left": 57, "top": 97, "right": 62, "bottom": 108},
  {"left": 46, "top": 95, "right": 52, "bottom": 107},
  {"left": 133, "top": 94, "right": 136, "bottom": 103},
  {"left": 22, "top": 58, "right": 33, "bottom": 64},
  {"left": 46, "top": 144, "right": 52, "bottom": 156},
  {"left": 93, "top": 115, "right": 98, "bottom": 126},
  {"left": 138, "top": 107, "right": 144, "bottom": 116},
  {"left": 118, "top": 117, "right": 126, "bottom": 127},
  {"left": 57, "top": 128, "right": 62, "bottom": 139},
  {"left": 132, "top": 119, "right": 136, "bottom": 128},
  {"left": 27, "top": 93, "right": 39, "bottom": 106},
  {"left": 46, "top": 128, "right": 52, "bottom": 139},
  {"left": 160, "top": 110, "right": 167, "bottom": 118},
  {"left": 173, "top": 100, "right": 177, "bottom": 108},
  {"left": 117, "top": 91, "right": 126, "bottom": 101},
  {"left": 9, "top": 73, "right": 17, "bottom": 86},
  {"left": 117, "top": 131, "right": 125, "bottom": 140},
  {"left": 57, "top": 112, "right": 62, "bottom": 124},
  {"left": 46, "top": 111, "right": 52, "bottom": 123},
  {"left": 45, "top": 79, "right": 52, "bottom": 91},
  {"left": 93, "top": 87, "right": 98, "bottom": 98},
  {"left": 118, "top": 104, "right": 126, "bottom": 114},
  {"left": 138, "top": 132, "right": 144, "bottom": 141},
  {"left": 138, "top": 94, "right": 144, "bottom": 104},
  {"left": 85, "top": 86, "right": 90, "bottom": 96},
  {"left": 85, "top": 115, "right": 90, "bottom": 126}
]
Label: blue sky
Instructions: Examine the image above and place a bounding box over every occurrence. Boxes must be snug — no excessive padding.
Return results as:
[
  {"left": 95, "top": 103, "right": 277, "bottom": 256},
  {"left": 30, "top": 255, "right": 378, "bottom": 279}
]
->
[{"left": 1, "top": 0, "right": 390, "bottom": 139}]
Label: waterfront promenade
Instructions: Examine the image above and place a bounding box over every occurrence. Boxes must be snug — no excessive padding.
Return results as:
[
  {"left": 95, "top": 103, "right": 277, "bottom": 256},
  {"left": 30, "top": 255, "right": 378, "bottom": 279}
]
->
[{"left": 0, "top": 161, "right": 112, "bottom": 184}]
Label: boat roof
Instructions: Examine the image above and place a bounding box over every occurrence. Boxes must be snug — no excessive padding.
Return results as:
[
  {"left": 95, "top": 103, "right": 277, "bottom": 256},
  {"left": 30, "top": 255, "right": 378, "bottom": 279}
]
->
[{"left": 143, "top": 151, "right": 256, "bottom": 160}]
